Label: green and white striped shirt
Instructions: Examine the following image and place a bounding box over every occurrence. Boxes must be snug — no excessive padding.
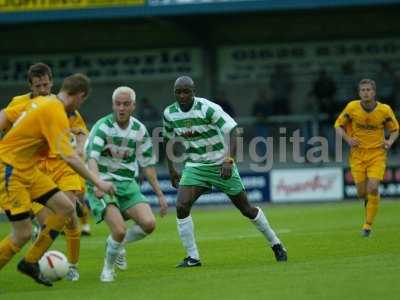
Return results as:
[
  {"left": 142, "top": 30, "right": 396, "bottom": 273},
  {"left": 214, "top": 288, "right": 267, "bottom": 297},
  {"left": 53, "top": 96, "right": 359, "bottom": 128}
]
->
[
  {"left": 163, "top": 97, "right": 237, "bottom": 167},
  {"left": 85, "top": 114, "right": 155, "bottom": 181}
]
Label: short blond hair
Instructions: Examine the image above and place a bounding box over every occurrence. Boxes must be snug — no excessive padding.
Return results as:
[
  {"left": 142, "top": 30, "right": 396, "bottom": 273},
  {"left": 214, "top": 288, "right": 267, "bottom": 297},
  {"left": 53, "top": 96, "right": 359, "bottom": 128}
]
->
[
  {"left": 358, "top": 78, "right": 376, "bottom": 91},
  {"left": 112, "top": 86, "right": 136, "bottom": 103}
]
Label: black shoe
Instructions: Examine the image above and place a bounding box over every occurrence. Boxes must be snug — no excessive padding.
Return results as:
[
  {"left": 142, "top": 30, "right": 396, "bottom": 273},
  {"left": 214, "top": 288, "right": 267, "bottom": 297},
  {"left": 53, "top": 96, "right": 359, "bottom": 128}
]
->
[
  {"left": 81, "top": 230, "right": 91, "bottom": 237},
  {"left": 272, "top": 244, "right": 287, "bottom": 262},
  {"left": 176, "top": 257, "right": 202, "bottom": 268},
  {"left": 362, "top": 229, "right": 371, "bottom": 237},
  {"left": 17, "top": 259, "right": 53, "bottom": 287}
]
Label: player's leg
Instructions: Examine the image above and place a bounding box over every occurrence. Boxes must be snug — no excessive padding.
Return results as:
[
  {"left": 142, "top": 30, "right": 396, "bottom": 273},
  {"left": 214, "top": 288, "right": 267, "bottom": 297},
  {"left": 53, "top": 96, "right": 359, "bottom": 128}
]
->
[
  {"left": 116, "top": 203, "right": 155, "bottom": 270},
  {"left": 78, "top": 194, "right": 91, "bottom": 236},
  {"left": 18, "top": 190, "right": 74, "bottom": 287},
  {"left": 77, "top": 177, "right": 91, "bottom": 236},
  {"left": 349, "top": 150, "right": 369, "bottom": 235},
  {"left": 175, "top": 186, "right": 206, "bottom": 267},
  {"left": 361, "top": 149, "right": 385, "bottom": 237},
  {"left": 62, "top": 190, "right": 81, "bottom": 280},
  {"left": 362, "top": 178, "right": 380, "bottom": 236},
  {"left": 101, "top": 204, "right": 126, "bottom": 282},
  {"left": 0, "top": 215, "right": 31, "bottom": 270},
  {"left": 46, "top": 165, "right": 83, "bottom": 280},
  {"left": 24, "top": 190, "right": 74, "bottom": 265},
  {"left": 0, "top": 164, "right": 33, "bottom": 271},
  {"left": 1, "top": 216, "right": 54, "bottom": 286},
  {"left": 31, "top": 204, "right": 52, "bottom": 241},
  {"left": 228, "top": 191, "right": 287, "bottom": 261},
  {"left": 214, "top": 163, "right": 287, "bottom": 261}
]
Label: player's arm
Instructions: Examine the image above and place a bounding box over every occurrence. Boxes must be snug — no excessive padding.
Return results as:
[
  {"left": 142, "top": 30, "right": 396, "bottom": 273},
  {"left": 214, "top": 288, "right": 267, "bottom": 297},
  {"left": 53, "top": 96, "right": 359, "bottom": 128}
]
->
[
  {"left": 0, "top": 110, "right": 11, "bottom": 137},
  {"left": 42, "top": 105, "right": 114, "bottom": 195},
  {"left": 206, "top": 103, "right": 238, "bottom": 179},
  {"left": 384, "top": 130, "right": 399, "bottom": 150},
  {"left": 70, "top": 111, "right": 89, "bottom": 158},
  {"left": 383, "top": 106, "right": 399, "bottom": 149},
  {"left": 334, "top": 105, "right": 359, "bottom": 147},
  {"left": 0, "top": 101, "right": 30, "bottom": 135},
  {"left": 335, "top": 126, "right": 359, "bottom": 147},
  {"left": 220, "top": 126, "right": 239, "bottom": 179},
  {"left": 75, "top": 132, "right": 87, "bottom": 158},
  {"left": 137, "top": 125, "right": 168, "bottom": 216},
  {"left": 63, "top": 154, "right": 113, "bottom": 194},
  {"left": 86, "top": 158, "right": 107, "bottom": 198},
  {"left": 163, "top": 114, "right": 180, "bottom": 188},
  {"left": 143, "top": 167, "right": 168, "bottom": 217}
]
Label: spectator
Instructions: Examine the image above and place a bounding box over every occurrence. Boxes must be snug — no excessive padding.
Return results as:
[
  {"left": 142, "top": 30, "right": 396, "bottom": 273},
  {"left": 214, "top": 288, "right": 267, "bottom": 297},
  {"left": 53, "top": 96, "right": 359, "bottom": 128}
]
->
[
  {"left": 376, "top": 61, "right": 396, "bottom": 107},
  {"left": 312, "top": 69, "right": 337, "bottom": 116},
  {"left": 269, "top": 64, "right": 293, "bottom": 115},
  {"left": 311, "top": 69, "right": 337, "bottom": 157},
  {"left": 336, "top": 61, "right": 358, "bottom": 105},
  {"left": 214, "top": 91, "right": 235, "bottom": 117},
  {"left": 136, "top": 97, "right": 162, "bottom": 162},
  {"left": 136, "top": 97, "right": 160, "bottom": 125},
  {"left": 252, "top": 89, "right": 272, "bottom": 158}
]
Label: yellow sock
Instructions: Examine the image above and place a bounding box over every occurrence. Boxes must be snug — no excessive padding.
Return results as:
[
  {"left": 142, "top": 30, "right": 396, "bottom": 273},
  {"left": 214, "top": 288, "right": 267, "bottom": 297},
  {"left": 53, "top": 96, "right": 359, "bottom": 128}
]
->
[
  {"left": 364, "top": 193, "right": 380, "bottom": 229},
  {"left": 0, "top": 235, "right": 21, "bottom": 270},
  {"left": 24, "top": 214, "right": 65, "bottom": 263},
  {"left": 64, "top": 227, "right": 81, "bottom": 265}
]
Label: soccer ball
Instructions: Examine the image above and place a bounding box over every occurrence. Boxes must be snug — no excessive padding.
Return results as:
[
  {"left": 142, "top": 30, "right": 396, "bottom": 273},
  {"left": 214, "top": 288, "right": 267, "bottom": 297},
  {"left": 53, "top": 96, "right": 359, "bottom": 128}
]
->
[{"left": 39, "top": 250, "right": 69, "bottom": 281}]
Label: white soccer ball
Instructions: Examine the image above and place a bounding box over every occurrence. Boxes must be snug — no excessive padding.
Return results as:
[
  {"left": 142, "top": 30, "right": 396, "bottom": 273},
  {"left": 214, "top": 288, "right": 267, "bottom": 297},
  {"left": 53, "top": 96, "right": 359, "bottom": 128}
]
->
[{"left": 39, "top": 250, "right": 69, "bottom": 282}]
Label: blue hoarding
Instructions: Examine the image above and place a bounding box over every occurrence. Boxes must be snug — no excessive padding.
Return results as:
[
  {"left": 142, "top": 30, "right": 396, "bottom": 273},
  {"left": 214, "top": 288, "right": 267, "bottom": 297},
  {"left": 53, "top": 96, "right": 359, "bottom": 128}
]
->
[{"left": 141, "top": 171, "right": 270, "bottom": 206}]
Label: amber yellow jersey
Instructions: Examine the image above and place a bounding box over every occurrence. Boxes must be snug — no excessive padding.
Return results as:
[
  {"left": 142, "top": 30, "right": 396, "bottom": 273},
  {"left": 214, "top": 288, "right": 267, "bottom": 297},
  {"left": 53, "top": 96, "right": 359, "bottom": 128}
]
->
[
  {"left": 0, "top": 97, "right": 75, "bottom": 170},
  {"left": 68, "top": 110, "right": 89, "bottom": 136},
  {"left": 5, "top": 93, "right": 88, "bottom": 156},
  {"left": 7, "top": 93, "right": 88, "bottom": 135},
  {"left": 7, "top": 92, "right": 41, "bottom": 108},
  {"left": 334, "top": 100, "right": 399, "bottom": 149}
]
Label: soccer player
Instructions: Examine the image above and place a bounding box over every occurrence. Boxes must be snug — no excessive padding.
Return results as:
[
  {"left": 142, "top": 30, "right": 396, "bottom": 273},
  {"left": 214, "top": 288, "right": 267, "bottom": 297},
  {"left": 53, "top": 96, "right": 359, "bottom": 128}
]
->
[
  {"left": 335, "top": 78, "right": 399, "bottom": 237},
  {"left": 163, "top": 76, "right": 287, "bottom": 267},
  {"left": 0, "top": 73, "right": 114, "bottom": 286},
  {"left": 3, "top": 63, "right": 90, "bottom": 280},
  {"left": 85, "top": 86, "right": 168, "bottom": 282}
]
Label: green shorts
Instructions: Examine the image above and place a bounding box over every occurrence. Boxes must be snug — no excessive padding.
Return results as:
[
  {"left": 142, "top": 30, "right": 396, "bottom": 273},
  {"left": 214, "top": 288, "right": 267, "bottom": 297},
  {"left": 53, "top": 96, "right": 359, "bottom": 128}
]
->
[
  {"left": 87, "top": 180, "right": 148, "bottom": 223},
  {"left": 179, "top": 164, "right": 245, "bottom": 196}
]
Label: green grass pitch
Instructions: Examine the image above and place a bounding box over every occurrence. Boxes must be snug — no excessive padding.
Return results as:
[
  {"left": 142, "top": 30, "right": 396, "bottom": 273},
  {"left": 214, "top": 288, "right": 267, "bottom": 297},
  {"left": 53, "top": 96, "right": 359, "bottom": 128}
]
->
[{"left": 0, "top": 200, "right": 399, "bottom": 300}]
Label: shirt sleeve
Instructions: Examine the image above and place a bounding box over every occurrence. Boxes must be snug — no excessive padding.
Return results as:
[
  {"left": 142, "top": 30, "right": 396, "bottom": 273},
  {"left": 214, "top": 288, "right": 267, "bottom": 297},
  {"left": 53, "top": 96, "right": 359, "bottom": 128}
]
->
[
  {"left": 3, "top": 101, "right": 29, "bottom": 123},
  {"left": 39, "top": 102, "right": 75, "bottom": 157},
  {"left": 334, "top": 103, "right": 352, "bottom": 128},
  {"left": 205, "top": 103, "right": 237, "bottom": 134},
  {"left": 137, "top": 125, "right": 156, "bottom": 168},
  {"left": 384, "top": 106, "right": 399, "bottom": 132},
  {"left": 69, "top": 110, "right": 89, "bottom": 135},
  {"left": 85, "top": 121, "right": 107, "bottom": 161}
]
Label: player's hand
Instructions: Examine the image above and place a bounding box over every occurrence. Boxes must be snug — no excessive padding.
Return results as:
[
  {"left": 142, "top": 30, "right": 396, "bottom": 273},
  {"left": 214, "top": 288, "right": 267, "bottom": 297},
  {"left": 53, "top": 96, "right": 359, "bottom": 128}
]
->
[
  {"left": 157, "top": 194, "right": 168, "bottom": 217},
  {"left": 346, "top": 137, "right": 359, "bottom": 147},
  {"left": 96, "top": 180, "right": 115, "bottom": 196},
  {"left": 169, "top": 169, "right": 181, "bottom": 189},
  {"left": 94, "top": 186, "right": 105, "bottom": 198},
  {"left": 383, "top": 139, "right": 393, "bottom": 150},
  {"left": 220, "top": 161, "right": 233, "bottom": 179}
]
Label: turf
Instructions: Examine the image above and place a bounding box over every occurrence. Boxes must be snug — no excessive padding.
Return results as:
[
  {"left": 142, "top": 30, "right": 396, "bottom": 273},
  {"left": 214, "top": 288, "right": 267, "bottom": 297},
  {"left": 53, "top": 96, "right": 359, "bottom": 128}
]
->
[{"left": 0, "top": 200, "right": 399, "bottom": 300}]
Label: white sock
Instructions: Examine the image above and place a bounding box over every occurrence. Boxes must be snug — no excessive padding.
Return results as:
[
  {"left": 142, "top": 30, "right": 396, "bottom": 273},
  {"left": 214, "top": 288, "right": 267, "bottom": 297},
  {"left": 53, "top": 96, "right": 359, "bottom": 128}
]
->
[
  {"left": 177, "top": 215, "right": 199, "bottom": 260},
  {"left": 82, "top": 224, "right": 91, "bottom": 232},
  {"left": 105, "top": 236, "right": 123, "bottom": 269},
  {"left": 123, "top": 224, "right": 147, "bottom": 244},
  {"left": 252, "top": 207, "right": 281, "bottom": 246}
]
